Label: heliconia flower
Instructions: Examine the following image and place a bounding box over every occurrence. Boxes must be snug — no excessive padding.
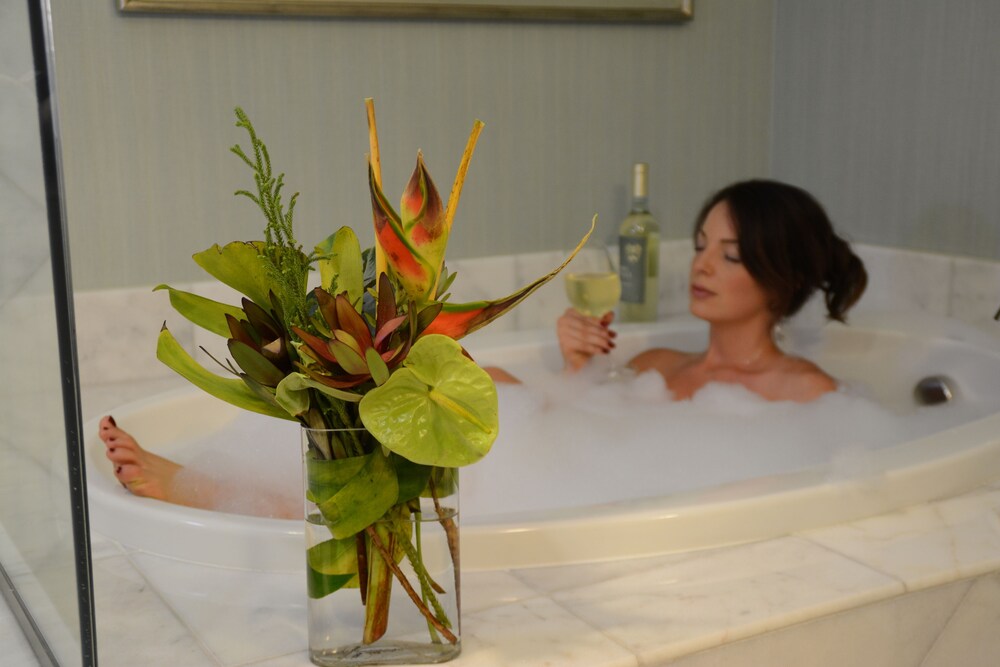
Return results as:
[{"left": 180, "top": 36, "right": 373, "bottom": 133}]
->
[
  {"left": 369, "top": 155, "right": 448, "bottom": 304},
  {"left": 421, "top": 220, "right": 594, "bottom": 340}
]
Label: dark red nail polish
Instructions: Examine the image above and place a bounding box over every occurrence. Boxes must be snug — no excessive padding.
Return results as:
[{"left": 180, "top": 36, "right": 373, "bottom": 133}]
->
[
  {"left": 116, "top": 466, "right": 122, "bottom": 475},
  {"left": 108, "top": 416, "right": 117, "bottom": 427}
]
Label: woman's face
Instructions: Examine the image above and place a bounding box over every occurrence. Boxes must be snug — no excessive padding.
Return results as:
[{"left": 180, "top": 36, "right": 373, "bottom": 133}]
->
[{"left": 689, "top": 202, "right": 773, "bottom": 326}]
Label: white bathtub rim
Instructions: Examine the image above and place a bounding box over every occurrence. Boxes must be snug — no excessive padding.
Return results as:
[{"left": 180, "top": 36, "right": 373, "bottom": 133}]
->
[{"left": 84, "top": 385, "right": 1000, "bottom": 571}]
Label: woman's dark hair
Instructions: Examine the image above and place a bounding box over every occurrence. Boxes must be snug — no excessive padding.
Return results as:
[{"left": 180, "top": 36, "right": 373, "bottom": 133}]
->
[{"left": 694, "top": 179, "right": 867, "bottom": 322}]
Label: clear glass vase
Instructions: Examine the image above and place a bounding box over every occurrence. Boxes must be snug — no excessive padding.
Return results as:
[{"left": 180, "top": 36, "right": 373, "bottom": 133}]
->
[{"left": 302, "top": 427, "right": 461, "bottom": 666}]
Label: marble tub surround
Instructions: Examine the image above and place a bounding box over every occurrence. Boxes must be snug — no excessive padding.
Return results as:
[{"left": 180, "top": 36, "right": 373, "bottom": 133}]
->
[
  {"left": 77, "top": 448, "right": 1000, "bottom": 666},
  {"left": 70, "top": 241, "right": 1000, "bottom": 390},
  {"left": 71, "top": 378, "right": 1000, "bottom": 667}
]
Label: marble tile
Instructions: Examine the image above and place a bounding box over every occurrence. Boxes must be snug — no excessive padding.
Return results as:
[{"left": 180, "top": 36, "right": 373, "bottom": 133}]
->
[
  {"left": 853, "top": 245, "right": 952, "bottom": 317},
  {"left": 547, "top": 536, "right": 902, "bottom": 664},
  {"left": 659, "top": 240, "right": 694, "bottom": 318},
  {"left": 949, "top": 256, "right": 1000, "bottom": 335},
  {"left": 510, "top": 250, "right": 576, "bottom": 331},
  {"left": 6, "top": 577, "right": 82, "bottom": 665},
  {"left": 0, "top": 178, "right": 49, "bottom": 308},
  {"left": 455, "top": 595, "right": 638, "bottom": 667},
  {"left": 513, "top": 551, "right": 692, "bottom": 596},
  {"left": 922, "top": 573, "right": 1000, "bottom": 667},
  {"left": 88, "top": 532, "right": 126, "bottom": 563},
  {"left": 0, "top": 592, "right": 42, "bottom": 667},
  {"left": 461, "top": 569, "right": 540, "bottom": 614},
  {"left": 668, "top": 576, "right": 971, "bottom": 667},
  {"left": 74, "top": 286, "right": 188, "bottom": 387},
  {"left": 129, "top": 552, "right": 305, "bottom": 666},
  {"left": 800, "top": 487, "right": 1000, "bottom": 592},
  {"left": 242, "top": 652, "right": 311, "bottom": 666},
  {"left": 447, "top": 255, "right": 520, "bottom": 305},
  {"left": 92, "top": 555, "right": 216, "bottom": 667}
]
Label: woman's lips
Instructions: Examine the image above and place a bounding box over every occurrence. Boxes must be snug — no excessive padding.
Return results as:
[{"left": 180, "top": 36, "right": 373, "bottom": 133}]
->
[{"left": 690, "top": 284, "right": 715, "bottom": 299}]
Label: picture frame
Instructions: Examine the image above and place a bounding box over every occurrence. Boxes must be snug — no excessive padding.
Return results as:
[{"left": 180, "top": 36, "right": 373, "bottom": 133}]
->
[{"left": 118, "top": 0, "right": 694, "bottom": 23}]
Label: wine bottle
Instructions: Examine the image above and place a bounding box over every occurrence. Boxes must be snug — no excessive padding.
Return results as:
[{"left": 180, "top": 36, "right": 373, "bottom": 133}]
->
[{"left": 618, "top": 163, "right": 660, "bottom": 322}]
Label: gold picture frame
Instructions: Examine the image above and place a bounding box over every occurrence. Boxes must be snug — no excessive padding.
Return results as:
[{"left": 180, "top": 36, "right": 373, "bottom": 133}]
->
[{"left": 118, "top": 0, "right": 694, "bottom": 22}]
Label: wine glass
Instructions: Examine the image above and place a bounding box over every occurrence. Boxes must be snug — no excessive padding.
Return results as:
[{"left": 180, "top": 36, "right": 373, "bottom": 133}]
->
[{"left": 563, "top": 247, "right": 631, "bottom": 381}]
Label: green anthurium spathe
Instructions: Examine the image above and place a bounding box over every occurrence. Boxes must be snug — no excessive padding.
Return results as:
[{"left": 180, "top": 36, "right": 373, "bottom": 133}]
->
[{"left": 358, "top": 335, "right": 497, "bottom": 467}]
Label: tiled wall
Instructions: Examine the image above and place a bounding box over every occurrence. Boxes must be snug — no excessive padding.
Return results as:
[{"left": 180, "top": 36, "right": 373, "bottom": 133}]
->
[{"left": 72, "top": 242, "right": 1000, "bottom": 390}]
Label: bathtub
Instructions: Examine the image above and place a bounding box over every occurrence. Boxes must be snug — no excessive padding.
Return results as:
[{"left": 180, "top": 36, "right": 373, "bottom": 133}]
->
[{"left": 84, "top": 311, "right": 1000, "bottom": 572}]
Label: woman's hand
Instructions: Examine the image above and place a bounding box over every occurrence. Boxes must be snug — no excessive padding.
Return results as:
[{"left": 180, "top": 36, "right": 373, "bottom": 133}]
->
[{"left": 556, "top": 308, "right": 616, "bottom": 372}]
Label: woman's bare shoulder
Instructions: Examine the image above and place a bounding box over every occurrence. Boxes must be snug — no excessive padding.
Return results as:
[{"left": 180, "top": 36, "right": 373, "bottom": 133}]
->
[
  {"left": 775, "top": 356, "right": 838, "bottom": 402},
  {"left": 629, "top": 347, "right": 696, "bottom": 375}
]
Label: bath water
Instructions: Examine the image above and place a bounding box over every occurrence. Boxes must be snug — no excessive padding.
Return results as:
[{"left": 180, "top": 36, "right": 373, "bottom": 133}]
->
[{"left": 166, "top": 368, "right": 993, "bottom": 521}]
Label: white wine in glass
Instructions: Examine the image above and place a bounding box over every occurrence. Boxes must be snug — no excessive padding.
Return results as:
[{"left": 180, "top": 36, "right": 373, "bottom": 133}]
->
[
  {"left": 563, "top": 248, "right": 631, "bottom": 381},
  {"left": 564, "top": 272, "right": 621, "bottom": 317}
]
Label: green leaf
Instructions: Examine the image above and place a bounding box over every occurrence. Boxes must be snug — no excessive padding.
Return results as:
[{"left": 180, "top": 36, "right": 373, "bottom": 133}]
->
[
  {"left": 153, "top": 285, "right": 245, "bottom": 338},
  {"left": 307, "top": 537, "right": 359, "bottom": 598},
  {"left": 307, "top": 450, "right": 398, "bottom": 539},
  {"left": 275, "top": 373, "right": 361, "bottom": 418},
  {"left": 156, "top": 326, "right": 294, "bottom": 421},
  {"left": 315, "top": 227, "right": 364, "bottom": 308},
  {"left": 227, "top": 339, "right": 285, "bottom": 386},
  {"left": 392, "top": 455, "right": 433, "bottom": 504},
  {"left": 192, "top": 241, "right": 276, "bottom": 309},
  {"left": 366, "top": 347, "right": 390, "bottom": 386},
  {"left": 328, "top": 339, "right": 369, "bottom": 376},
  {"left": 359, "top": 335, "right": 498, "bottom": 467}
]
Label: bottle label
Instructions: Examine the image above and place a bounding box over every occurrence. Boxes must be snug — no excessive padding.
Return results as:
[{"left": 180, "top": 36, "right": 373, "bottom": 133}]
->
[{"left": 618, "top": 235, "right": 647, "bottom": 303}]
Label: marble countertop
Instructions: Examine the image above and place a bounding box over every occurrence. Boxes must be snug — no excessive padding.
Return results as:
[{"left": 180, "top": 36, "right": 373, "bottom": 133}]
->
[{"left": 5, "top": 376, "right": 999, "bottom": 667}]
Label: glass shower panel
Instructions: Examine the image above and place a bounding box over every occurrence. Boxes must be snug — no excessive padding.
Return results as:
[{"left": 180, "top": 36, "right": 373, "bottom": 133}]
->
[{"left": 0, "top": 1, "right": 94, "bottom": 665}]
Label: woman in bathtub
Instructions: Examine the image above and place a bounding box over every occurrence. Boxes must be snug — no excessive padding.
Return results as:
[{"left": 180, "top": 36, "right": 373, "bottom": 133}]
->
[
  {"left": 99, "top": 178, "right": 867, "bottom": 504},
  {"left": 538, "top": 178, "right": 868, "bottom": 401}
]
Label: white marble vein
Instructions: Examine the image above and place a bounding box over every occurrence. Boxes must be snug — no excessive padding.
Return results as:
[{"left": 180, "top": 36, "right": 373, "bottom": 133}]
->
[
  {"left": 91, "top": 555, "right": 216, "bottom": 667},
  {"left": 922, "top": 573, "right": 1000, "bottom": 667},
  {"left": 128, "top": 552, "right": 305, "bottom": 666},
  {"left": 546, "top": 536, "right": 903, "bottom": 665},
  {"left": 454, "top": 595, "right": 638, "bottom": 667},
  {"left": 800, "top": 486, "right": 1000, "bottom": 592},
  {"left": 668, "top": 576, "right": 971, "bottom": 667}
]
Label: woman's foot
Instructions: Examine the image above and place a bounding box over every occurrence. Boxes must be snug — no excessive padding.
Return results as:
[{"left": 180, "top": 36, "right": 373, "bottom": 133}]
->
[{"left": 99, "top": 415, "right": 182, "bottom": 502}]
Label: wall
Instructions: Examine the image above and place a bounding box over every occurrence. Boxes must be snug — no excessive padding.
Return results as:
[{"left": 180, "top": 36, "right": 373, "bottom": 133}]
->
[
  {"left": 771, "top": 0, "right": 1000, "bottom": 260},
  {"left": 50, "top": 0, "right": 775, "bottom": 291}
]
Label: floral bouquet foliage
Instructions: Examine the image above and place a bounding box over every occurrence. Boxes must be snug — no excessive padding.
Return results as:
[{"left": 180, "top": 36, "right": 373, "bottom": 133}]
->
[{"left": 152, "top": 100, "right": 593, "bottom": 646}]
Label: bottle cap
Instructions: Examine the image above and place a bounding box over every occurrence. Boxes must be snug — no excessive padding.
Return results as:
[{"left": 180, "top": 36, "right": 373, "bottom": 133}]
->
[{"left": 632, "top": 163, "right": 649, "bottom": 199}]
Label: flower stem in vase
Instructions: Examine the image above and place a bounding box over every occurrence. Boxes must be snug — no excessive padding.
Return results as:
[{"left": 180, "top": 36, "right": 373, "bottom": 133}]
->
[{"left": 363, "top": 522, "right": 395, "bottom": 644}]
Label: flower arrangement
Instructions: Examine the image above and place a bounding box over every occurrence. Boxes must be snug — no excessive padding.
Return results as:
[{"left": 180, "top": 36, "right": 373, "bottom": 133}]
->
[{"left": 153, "top": 100, "right": 592, "bottom": 653}]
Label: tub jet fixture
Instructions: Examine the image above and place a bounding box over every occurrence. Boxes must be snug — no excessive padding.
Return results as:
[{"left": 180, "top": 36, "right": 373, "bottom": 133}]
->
[{"left": 914, "top": 375, "right": 955, "bottom": 406}]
